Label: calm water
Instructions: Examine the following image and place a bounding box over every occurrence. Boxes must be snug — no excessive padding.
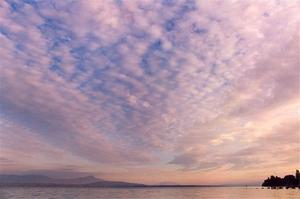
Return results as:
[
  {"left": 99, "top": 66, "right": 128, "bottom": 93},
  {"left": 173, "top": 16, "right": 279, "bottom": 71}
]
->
[{"left": 0, "top": 187, "right": 299, "bottom": 199}]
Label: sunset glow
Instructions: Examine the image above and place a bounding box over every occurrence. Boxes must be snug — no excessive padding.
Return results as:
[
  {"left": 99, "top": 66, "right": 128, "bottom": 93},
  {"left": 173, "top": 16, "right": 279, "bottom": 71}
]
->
[{"left": 0, "top": 0, "right": 299, "bottom": 185}]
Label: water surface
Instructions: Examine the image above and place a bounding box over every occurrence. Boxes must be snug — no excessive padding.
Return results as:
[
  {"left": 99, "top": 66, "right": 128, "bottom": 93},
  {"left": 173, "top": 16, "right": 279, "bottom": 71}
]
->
[{"left": 0, "top": 187, "right": 299, "bottom": 199}]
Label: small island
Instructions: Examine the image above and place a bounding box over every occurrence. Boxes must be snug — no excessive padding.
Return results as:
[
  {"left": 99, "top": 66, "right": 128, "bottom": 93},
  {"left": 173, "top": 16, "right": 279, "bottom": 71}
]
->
[{"left": 262, "top": 170, "right": 300, "bottom": 189}]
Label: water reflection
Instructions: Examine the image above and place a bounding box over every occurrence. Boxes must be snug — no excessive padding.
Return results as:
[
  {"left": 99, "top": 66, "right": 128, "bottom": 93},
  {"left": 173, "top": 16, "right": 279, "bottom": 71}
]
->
[{"left": 0, "top": 187, "right": 299, "bottom": 199}]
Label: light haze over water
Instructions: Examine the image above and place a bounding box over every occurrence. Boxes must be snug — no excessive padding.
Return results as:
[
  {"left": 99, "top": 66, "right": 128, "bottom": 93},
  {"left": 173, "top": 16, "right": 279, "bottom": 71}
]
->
[{"left": 0, "top": 187, "right": 299, "bottom": 199}]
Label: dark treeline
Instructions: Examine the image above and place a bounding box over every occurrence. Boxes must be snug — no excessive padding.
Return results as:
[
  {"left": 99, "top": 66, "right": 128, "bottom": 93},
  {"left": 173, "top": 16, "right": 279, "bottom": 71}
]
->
[{"left": 262, "top": 170, "right": 300, "bottom": 187}]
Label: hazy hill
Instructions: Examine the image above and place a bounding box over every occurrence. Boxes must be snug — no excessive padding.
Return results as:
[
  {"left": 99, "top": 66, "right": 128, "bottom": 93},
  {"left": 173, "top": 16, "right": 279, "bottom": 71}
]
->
[{"left": 0, "top": 174, "right": 145, "bottom": 187}]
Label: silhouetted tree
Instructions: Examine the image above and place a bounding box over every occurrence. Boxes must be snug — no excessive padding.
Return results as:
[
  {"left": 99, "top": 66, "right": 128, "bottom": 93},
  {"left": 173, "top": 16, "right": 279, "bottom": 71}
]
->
[
  {"left": 283, "top": 175, "right": 296, "bottom": 186},
  {"left": 262, "top": 170, "right": 300, "bottom": 187},
  {"left": 296, "top": 170, "right": 300, "bottom": 186}
]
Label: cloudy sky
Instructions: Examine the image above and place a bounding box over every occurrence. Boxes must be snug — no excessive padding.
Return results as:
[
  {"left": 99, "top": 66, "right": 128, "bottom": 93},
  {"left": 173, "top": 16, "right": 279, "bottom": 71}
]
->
[{"left": 0, "top": 0, "right": 299, "bottom": 185}]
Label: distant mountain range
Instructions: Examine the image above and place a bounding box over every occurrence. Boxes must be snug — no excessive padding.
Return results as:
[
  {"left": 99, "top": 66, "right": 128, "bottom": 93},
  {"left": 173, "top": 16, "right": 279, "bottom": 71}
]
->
[
  {"left": 0, "top": 174, "right": 146, "bottom": 187},
  {"left": 0, "top": 174, "right": 251, "bottom": 188}
]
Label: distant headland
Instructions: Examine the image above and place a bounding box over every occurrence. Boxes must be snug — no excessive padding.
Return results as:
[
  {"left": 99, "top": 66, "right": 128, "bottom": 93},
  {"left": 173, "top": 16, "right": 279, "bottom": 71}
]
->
[
  {"left": 0, "top": 174, "right": 146, "bottom": 188},
  {"left": 262, "top": 170, "right": 300, "bottom": 189},
  {"left": 0, "top": 174, "right": 221, "bottom": 188},
  {"left": 0, "top": 174, "right": 240, "bottom": 188}
]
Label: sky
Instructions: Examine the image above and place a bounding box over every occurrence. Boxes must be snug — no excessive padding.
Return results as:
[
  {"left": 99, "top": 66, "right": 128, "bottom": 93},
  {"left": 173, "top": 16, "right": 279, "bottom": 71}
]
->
[{"left": 0, "top": 0, "right": 299, "bottom": 185}]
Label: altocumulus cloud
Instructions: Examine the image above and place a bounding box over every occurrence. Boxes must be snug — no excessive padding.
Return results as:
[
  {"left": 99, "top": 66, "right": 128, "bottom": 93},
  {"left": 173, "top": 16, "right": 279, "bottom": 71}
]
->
[{"left": 0, "top": 0, "right": 299, "bottom": 183}]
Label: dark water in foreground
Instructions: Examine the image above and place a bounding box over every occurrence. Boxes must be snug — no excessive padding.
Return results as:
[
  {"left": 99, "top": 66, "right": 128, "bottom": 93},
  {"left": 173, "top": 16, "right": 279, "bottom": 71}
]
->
[{"left": 0, "top": 187, "right": 299, "bottom": 199}]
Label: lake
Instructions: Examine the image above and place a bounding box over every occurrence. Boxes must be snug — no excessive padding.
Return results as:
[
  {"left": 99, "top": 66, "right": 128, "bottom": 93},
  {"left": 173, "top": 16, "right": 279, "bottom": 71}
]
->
[{"left": 0, "top": 187, "right": 299, "bottom": 199}]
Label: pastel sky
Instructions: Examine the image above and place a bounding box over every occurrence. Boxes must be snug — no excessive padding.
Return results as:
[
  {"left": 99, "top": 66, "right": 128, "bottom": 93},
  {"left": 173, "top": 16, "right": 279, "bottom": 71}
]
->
[{"left": 0, "top": 0, "right": 299, "bottom": 185}]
